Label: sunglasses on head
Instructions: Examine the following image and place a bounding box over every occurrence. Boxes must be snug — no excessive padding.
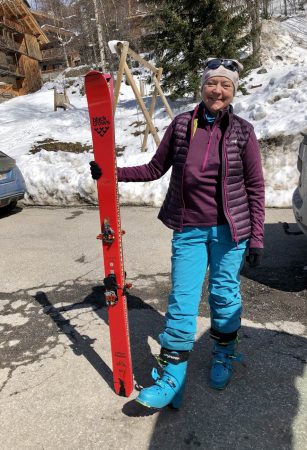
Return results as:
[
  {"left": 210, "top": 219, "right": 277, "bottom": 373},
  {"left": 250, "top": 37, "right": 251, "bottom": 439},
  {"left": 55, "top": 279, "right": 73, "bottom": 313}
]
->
[{"left": 206, "top": 59, "right": 241, "bottom": 72}]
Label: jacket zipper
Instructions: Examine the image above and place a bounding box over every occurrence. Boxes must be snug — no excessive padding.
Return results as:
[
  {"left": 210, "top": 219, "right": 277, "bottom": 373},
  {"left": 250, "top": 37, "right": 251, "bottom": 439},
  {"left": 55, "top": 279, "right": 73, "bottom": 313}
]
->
[{"left": 201, "top": 124, "right": 216, "bottom": 172}]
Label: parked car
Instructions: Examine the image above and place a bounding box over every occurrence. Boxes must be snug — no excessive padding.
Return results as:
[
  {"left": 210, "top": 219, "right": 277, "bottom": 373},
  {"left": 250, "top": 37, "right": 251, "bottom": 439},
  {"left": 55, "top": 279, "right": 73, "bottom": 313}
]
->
[
  {"left": 0, "top": 151, "right": 26, "bottom": 213},
  {"left": 292, "top": 133, "right": 307, "bottom": 235}
]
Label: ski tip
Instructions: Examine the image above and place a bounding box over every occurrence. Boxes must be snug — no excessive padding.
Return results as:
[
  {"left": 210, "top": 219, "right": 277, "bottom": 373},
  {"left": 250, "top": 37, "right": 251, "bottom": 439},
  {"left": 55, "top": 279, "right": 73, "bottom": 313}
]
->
[{"left": 85, "top": 70, "right": 103, "bottom": 80}]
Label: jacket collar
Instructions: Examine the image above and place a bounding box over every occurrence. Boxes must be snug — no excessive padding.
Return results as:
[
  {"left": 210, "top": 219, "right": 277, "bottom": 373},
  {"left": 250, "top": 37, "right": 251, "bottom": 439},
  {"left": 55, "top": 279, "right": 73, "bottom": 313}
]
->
[
  {"left": 193, "top": 102, "right": 232, "bottom": 128},
  {"left": 192, "top": 102, "right": 233, "bottom": 119}
]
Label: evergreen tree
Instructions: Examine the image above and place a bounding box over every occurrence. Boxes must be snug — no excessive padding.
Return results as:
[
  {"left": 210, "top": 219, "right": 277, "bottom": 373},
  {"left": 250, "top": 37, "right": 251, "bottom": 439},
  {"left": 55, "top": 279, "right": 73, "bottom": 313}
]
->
[{"left": 140, "top": 0, "right": 250, "bottom": 98}]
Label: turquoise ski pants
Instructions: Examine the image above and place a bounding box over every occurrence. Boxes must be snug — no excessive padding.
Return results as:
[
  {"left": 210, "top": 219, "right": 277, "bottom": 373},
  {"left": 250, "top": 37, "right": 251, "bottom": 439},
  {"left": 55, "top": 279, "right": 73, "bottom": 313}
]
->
[{"left": 159, "top": 225, "right": 248, "bottom": 351}]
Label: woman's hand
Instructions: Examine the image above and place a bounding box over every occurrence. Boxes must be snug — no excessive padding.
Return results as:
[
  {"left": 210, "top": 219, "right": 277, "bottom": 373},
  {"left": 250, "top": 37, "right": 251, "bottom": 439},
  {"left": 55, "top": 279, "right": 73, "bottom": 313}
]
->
[
  {"left": 246, "top": 248, "right": 263, "bottom": 268},
  {"left": 89, "top": 161, "right": 102, "bottom": 180}
]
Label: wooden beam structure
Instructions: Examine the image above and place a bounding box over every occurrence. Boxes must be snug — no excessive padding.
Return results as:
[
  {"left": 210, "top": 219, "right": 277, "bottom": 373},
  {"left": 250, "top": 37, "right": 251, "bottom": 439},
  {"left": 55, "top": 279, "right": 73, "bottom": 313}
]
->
[
  {"left": 113, "top": 41, "right": 174, "bottom": 151},
  {"left": 123, "top": 60, "right": 160, "bottom": 147},
  {"left": 141, "top": 67, "right": 162, "bottom": 152},
  {"left": 113, "top": 41, "right": 129, "bottom": 111}
]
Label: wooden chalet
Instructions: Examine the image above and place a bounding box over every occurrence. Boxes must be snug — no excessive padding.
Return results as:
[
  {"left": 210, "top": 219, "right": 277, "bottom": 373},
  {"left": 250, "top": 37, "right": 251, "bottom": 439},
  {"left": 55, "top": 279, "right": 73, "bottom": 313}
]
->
[
  {"left": 0, "top": 0, "right": 48, "bottom": 97},
  {"left": 32, "top": 10, "right": 81, "bottom": 77}
]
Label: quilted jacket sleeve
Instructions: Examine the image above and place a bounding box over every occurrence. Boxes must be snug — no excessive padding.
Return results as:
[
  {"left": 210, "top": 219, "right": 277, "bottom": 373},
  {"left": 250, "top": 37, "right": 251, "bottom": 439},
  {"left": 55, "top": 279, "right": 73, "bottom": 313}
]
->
[
  {"left": 242, "top": 129, "right": 265, "bottom": 248},
  {"left": 117, "top": 121, "right": 174, "bottom": 182}
]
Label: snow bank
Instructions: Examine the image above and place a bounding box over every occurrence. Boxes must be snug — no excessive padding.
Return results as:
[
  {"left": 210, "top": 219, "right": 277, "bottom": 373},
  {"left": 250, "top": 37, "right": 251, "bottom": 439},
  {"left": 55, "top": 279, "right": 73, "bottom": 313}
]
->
[{"left": 19, "top": 150, "right": 96, "bottom": 206}]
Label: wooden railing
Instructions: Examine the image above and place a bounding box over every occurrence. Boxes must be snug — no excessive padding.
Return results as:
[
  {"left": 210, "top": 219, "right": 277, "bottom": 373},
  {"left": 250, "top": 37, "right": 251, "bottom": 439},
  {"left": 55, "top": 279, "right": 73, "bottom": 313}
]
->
[
  {"left": 0, "top": 36, "right": 21, "bottom": 52},
  {"left": 42, "top": 47, "right": 64, "bottom": 60},
  {"left": 0, "top": 17, "right": 26, "bottom": 35}
]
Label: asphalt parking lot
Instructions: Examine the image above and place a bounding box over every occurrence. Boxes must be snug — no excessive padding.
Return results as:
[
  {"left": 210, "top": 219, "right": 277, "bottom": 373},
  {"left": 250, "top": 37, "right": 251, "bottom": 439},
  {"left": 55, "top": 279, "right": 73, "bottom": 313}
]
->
[{"left": 0, "top": 206, "right": 306, "bottom": 450}]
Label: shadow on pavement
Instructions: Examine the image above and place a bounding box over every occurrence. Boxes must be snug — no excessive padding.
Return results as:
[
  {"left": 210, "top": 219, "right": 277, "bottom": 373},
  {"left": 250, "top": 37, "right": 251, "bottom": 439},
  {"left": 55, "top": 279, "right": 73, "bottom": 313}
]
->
[
  {"left": 34, "top": 290, "right": 114, "bottom": 390},
  {"left": 242, "top": 222, "right": 307, "bottom": 292},
  {"left": 33, "top": 285, "right": 307, "bottom": 449},
  {"left": 144, "top": 324, "right": 307, "bottom": 449},
  {"left": 32, "top": 219, "right": 307, "bottom": 448},
  {"left": 0, "top": 205, "right": 23, "bottom": 219},
  {"left": 34, "top": 286, "right": 166, "bottom": 394}
]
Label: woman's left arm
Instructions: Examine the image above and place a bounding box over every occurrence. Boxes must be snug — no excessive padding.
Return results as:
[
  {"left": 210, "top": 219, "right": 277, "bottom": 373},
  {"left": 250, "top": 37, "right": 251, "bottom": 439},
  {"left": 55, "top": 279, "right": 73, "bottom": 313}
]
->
[{"left": 242, "top": 129, "right": 265, "bottom": 249}]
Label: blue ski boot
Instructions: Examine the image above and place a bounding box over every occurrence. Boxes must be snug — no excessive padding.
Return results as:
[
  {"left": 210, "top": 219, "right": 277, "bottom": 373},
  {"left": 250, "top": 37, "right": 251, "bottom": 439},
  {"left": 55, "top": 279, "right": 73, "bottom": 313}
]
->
[
  {"left": 210, "top": 340, "right": 242, "bottom": 390},
  {"left": 136, "top": 348, "right": 189, "bottom": 410}
]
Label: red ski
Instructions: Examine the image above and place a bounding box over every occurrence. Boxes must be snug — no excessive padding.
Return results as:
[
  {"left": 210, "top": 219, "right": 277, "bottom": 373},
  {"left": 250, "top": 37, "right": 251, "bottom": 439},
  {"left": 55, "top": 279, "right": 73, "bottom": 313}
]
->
[{"left": 85, "top": 70, "right": 133, "bottom": 397}]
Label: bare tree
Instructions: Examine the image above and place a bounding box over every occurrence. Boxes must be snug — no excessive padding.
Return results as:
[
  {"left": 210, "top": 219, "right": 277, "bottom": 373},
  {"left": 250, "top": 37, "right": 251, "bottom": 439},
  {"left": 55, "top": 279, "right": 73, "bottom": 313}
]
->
[
  {"left": 92, "top": 0, "right": 107, "bottom": 71},
  {"left": 247, "top": 0, "right": 262, "bottom": 66},
  {"left": 227, "top": 0, "right": 262, "bottom": 66},
  {"left": 261, "top": 0, "right": 272, "bottom": 18},
  {"left": 279, "top": 0, "right": 306, "bottom": 16},
  {"left": 72, "top": 1, "right": 98, "bottom": 65}
]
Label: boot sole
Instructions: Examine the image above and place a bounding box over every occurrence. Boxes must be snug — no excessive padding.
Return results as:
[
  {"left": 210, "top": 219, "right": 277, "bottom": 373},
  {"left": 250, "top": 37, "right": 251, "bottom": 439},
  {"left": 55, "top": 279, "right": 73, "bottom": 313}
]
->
[
  {"left": 210, "top": 383, "right": 226, "bottom": 390},
  {"left": 210, "top": 378, "right": 231, "bottom": 390},
  {"left": 135, "top": 397, "right": 160, "bottom": 410},
  {"left": 135, "top": 397, "right": 182, "bottom": 410}
]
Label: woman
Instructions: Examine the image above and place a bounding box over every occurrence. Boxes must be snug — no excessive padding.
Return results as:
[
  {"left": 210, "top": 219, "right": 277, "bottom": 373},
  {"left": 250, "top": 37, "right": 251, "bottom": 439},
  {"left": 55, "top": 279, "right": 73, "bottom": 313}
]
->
[{"left": 90, "top": 58, "right": 265, "bottom": 410}]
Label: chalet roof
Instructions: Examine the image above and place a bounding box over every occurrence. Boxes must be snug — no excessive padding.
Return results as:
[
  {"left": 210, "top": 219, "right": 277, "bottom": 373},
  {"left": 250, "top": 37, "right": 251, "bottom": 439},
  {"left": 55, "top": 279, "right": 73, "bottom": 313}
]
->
[
  {"left": 0, "top": 0, "right": 49, "bottom": 44},
  {"left": 32, "top": 10, "right": 76, "bottom": 39},
  {"left": 41, "top": 23, "right": 75, "bottom": 38},
  {"left": 31, "top": 10, "right": 62, "bottom": 23}
]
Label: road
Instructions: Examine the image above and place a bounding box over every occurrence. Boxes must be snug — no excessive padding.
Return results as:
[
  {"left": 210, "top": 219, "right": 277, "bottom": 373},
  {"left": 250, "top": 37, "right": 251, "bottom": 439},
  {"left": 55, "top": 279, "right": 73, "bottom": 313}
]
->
[{"left": 0, "top": 206, "right": 306, "bottom": 449}]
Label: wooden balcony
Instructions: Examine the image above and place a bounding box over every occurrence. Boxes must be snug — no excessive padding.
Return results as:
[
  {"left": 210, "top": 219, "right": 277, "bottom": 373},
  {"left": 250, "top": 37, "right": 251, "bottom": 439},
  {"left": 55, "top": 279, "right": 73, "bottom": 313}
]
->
[
  {"left": 0, "top": 35, "right": 41, "bottom": 61},
  {"left": 41, "top": 47, "right": 68, "bottom": 65},
  {"left": 0, "top": 35, "right": 22, "bottom": 53},
  {"left": 0, "top": 17, "right": 26, "bottom": 35},
  {"left": 42, "top": 47, "right": 65, "bottom": 60}
]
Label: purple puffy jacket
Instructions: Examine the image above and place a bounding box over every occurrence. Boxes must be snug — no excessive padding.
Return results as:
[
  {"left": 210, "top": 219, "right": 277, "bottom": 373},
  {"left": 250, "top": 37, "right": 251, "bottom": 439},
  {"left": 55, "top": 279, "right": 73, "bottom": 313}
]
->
[{"left": 118, "top": 105, "right": 265, "bottom": 248}]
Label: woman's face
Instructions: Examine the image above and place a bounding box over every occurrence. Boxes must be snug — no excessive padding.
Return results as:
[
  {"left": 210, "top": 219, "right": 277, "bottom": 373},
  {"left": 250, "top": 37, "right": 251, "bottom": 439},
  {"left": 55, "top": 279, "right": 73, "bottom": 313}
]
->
[{"left": 201, "top": 76, "right": 234, "bottom": 114}]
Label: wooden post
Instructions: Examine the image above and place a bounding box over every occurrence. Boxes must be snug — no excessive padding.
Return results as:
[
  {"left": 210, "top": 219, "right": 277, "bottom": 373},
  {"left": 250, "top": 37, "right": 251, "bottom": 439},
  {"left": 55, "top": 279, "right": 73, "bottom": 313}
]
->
[
  {"left": 152, "top": 75, "right": 174, "bottom": 119},
  {"left": 126, "top": 46, "right": 159, "bottom": 74},
  {"left": 113, "top": 41, "right": 129, "bottom": 112},
  {"left": 141, "top": 67, "right": 163, "bottom": 152},
  {"left": 113, "top": 41, "right": 173, "bottom": 150},
  {"left": 54, "top": 87, "right": 70, "bottom": 111},
  {"left": 124, "top": 62, "right": 160, "bottom": 147},
  {"left": 139, "top": 78, "right": 144, "bottom": 97}
]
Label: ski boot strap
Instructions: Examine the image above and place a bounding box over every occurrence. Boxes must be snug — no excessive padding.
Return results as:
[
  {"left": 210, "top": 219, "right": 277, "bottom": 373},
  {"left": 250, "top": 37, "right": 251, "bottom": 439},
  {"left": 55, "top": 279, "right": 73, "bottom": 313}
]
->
[
  {"left": 155, "top": 348, "right": 190, "bottom": 367},
  {"left": 151, "top": 368, "right": 176, "bottom": 389},
  {"left": 210, "top": 328, "right": 239, "bottom": 343},
  {"left": 213, "top": 351, "right": 243, "bottom": 365}
]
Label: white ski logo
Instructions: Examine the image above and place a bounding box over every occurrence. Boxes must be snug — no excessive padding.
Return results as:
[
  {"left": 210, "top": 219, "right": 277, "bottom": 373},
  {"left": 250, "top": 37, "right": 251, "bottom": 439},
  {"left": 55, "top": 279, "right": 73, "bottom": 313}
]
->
[{"left": 93, "top": 116, "right": 110, "bottom": 137}]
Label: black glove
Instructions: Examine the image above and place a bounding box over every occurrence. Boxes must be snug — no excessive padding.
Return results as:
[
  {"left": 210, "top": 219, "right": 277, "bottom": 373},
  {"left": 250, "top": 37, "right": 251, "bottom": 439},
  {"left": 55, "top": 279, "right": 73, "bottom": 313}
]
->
[
  {"left": 89, "top": 161, "right": 102, "bottom": 180},
  {"left": 246, "top": 248, "right": 263, "bottom": 268}
]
